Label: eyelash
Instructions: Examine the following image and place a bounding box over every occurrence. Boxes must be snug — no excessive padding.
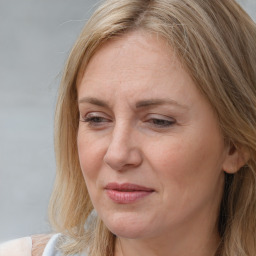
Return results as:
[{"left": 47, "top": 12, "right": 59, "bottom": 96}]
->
[
  {"left": 147, "top": 118, "right": 176, "bottom": 127},
  {"left": 81, "top": 116, "right": 110, "bottom": 127},
  {"left": 80, "top": 114, "right": 176, "bottom": 129}
]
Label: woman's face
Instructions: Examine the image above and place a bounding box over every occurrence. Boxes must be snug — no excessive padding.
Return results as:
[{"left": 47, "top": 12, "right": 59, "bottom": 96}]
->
[{"left": 77, "top": 31, "right": 230, "bottom": 240}]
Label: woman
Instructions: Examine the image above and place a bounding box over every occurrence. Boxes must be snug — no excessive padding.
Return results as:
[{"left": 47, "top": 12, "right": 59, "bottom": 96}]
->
[{"left": 1, "top": 0, "right": 256, "bottom": 255}]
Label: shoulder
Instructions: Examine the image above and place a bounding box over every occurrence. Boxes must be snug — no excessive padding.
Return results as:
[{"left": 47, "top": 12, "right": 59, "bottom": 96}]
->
[
  {"left": 0, "top": 234, "right": 86, "bottom": 256},
  {"left": 0, "top": 237, "right": 32, "bottom": 256},
  {"left": 0, "top": 234, "right": 55, "bottom": 256}
]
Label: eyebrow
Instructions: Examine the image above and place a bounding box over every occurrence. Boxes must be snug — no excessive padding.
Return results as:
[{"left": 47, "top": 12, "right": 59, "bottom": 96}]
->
[
  {"left": 78, "top": 97, "right": 188, "bottom": 109},
  {"left": 78, "top": 97, "right": 108, "bottom": 107},
  {"left": 135, "top": 99, "right": 188, "bottom": 109}
]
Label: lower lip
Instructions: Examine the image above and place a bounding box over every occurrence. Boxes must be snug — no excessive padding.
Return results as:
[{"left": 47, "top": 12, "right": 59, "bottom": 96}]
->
[{"left": 106, "top": 190, "right": 153, "bottom": 204}]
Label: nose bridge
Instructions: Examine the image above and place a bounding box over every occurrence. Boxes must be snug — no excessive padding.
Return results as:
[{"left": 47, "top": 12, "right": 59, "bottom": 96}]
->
[
  {"left": 111, "top": 120, "right": 131, "bottom": 149},
  {"left": 104, "top": 120, "right": 141, "bottom": 170}
]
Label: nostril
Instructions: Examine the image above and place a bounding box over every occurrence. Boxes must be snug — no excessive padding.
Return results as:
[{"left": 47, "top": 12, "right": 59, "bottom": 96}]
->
[
  {"left": 103, "top": 149, "right": 128, "bottom": 170},
  {"left": 103, "top": 145, "right": 142, "bottom": 171}
]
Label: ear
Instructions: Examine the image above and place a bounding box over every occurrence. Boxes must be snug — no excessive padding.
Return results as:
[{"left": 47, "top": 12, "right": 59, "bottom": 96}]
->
[{"left": 222, "top": 143, "right": 250, "bottom": 174}]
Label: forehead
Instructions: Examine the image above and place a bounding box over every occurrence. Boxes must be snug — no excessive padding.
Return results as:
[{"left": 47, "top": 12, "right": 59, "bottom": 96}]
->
[
  {"left": 90, "top": 31, "right": 174, "bottom": 67},
  {"left": 77, "top": 31, "right": 179, "bottom": 82},
  {"left": 77, "top": 30, "right": 201, "bottom": 108}
]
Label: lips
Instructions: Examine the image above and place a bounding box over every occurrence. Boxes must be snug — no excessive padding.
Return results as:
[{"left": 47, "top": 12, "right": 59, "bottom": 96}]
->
[{"left": 105, "top": 183, "right": 154, "bottom": 204}]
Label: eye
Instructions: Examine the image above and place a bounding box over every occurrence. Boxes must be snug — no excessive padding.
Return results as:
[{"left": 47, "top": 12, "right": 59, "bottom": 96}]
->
[
  {"left": 80, "top": 112, "right": 111, "bottom": 127},
  {"left": 149, "top": 119, "right": 174, "bottom": 127},
  {"left": 146, "top": 115, "right": 176, "bottom": 128}
]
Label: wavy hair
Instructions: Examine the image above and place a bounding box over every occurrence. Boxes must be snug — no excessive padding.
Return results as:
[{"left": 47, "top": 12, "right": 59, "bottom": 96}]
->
[{"left": 49, "top": 0, "right": 256, "bottom": 255}]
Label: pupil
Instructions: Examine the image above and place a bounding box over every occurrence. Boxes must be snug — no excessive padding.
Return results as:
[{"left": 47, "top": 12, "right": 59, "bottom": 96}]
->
[
  {"left": 154, "top": 119, "right": 166, "bottom": 125},
  {"left": 95, "top": 117, "right": 102, "bottom": 122}
]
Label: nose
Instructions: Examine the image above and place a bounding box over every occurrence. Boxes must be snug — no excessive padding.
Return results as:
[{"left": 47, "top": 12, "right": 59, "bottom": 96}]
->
[{"left": 103, "top": 124, "right": 142, "bottom": 171}]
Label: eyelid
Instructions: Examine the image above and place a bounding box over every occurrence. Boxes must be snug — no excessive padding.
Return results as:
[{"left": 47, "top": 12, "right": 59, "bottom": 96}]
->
[
  {"left": 144, "top": 113, "right": 176, "bottom": 128},
  {"left": 146, "top": 113, "right": 176, "bottom": 121},
  {"left": 81, "top": 111, "right": 110, "bottom": 119}
]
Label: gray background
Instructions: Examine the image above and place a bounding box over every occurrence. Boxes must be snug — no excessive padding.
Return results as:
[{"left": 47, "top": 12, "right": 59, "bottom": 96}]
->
[{"left": 0, "top": 0, "right": 255, "bottom": 242}]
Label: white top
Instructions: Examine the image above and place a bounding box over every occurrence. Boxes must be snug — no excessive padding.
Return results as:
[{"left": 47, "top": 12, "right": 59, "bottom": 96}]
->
[{"left": 42, "top": 234, "right": 62, "bottom": 256}]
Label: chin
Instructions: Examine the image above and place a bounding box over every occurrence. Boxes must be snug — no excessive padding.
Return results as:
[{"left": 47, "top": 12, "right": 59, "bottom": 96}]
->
[
  {"left": 109, "top": 225, "right": 148, "bottom": 239},
  {"left": 102, "top": 212, "right": 152, "bottom": 239}
]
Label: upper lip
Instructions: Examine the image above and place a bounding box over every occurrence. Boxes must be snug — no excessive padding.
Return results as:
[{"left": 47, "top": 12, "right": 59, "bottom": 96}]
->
[{"left": 105, "top": 183, "right": 154, "bottom": 192}]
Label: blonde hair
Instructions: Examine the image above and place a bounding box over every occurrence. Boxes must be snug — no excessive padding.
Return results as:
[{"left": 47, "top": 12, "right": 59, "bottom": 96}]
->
[{"left": 49, "top": 0, "right": 256, "bottom": 255}]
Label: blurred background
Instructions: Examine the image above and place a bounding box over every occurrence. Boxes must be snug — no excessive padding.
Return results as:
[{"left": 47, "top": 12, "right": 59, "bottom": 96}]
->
[{"left": 0, "top": 0, "right": 255, "bottom": 242}]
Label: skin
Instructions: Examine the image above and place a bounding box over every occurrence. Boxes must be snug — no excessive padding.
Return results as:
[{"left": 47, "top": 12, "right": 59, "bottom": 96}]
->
[{"left": 77, "top": 30, "right": 238, "bottom": 256}]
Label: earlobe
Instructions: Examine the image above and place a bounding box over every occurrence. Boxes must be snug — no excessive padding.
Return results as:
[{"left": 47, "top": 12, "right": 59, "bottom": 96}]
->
[{"left": 222, "top": 144, "right": 250, "bottom": 174}]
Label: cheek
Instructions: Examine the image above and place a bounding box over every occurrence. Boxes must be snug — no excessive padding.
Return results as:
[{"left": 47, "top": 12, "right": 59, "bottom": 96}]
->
[
  {"left": 148, "top": 135, "right": 225, "bottom": 223},
  {"left": 147, "top": 137, "right": 191, "bottom": 176},
  {"left": 77, "top": 132, "right": 108, "bottom": 209},
  {"left": 148, "top": 132, "right": 225, "bottom": 193},
  {"left": 77, "top": 130, "right": 106, "bottom": 180}
]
